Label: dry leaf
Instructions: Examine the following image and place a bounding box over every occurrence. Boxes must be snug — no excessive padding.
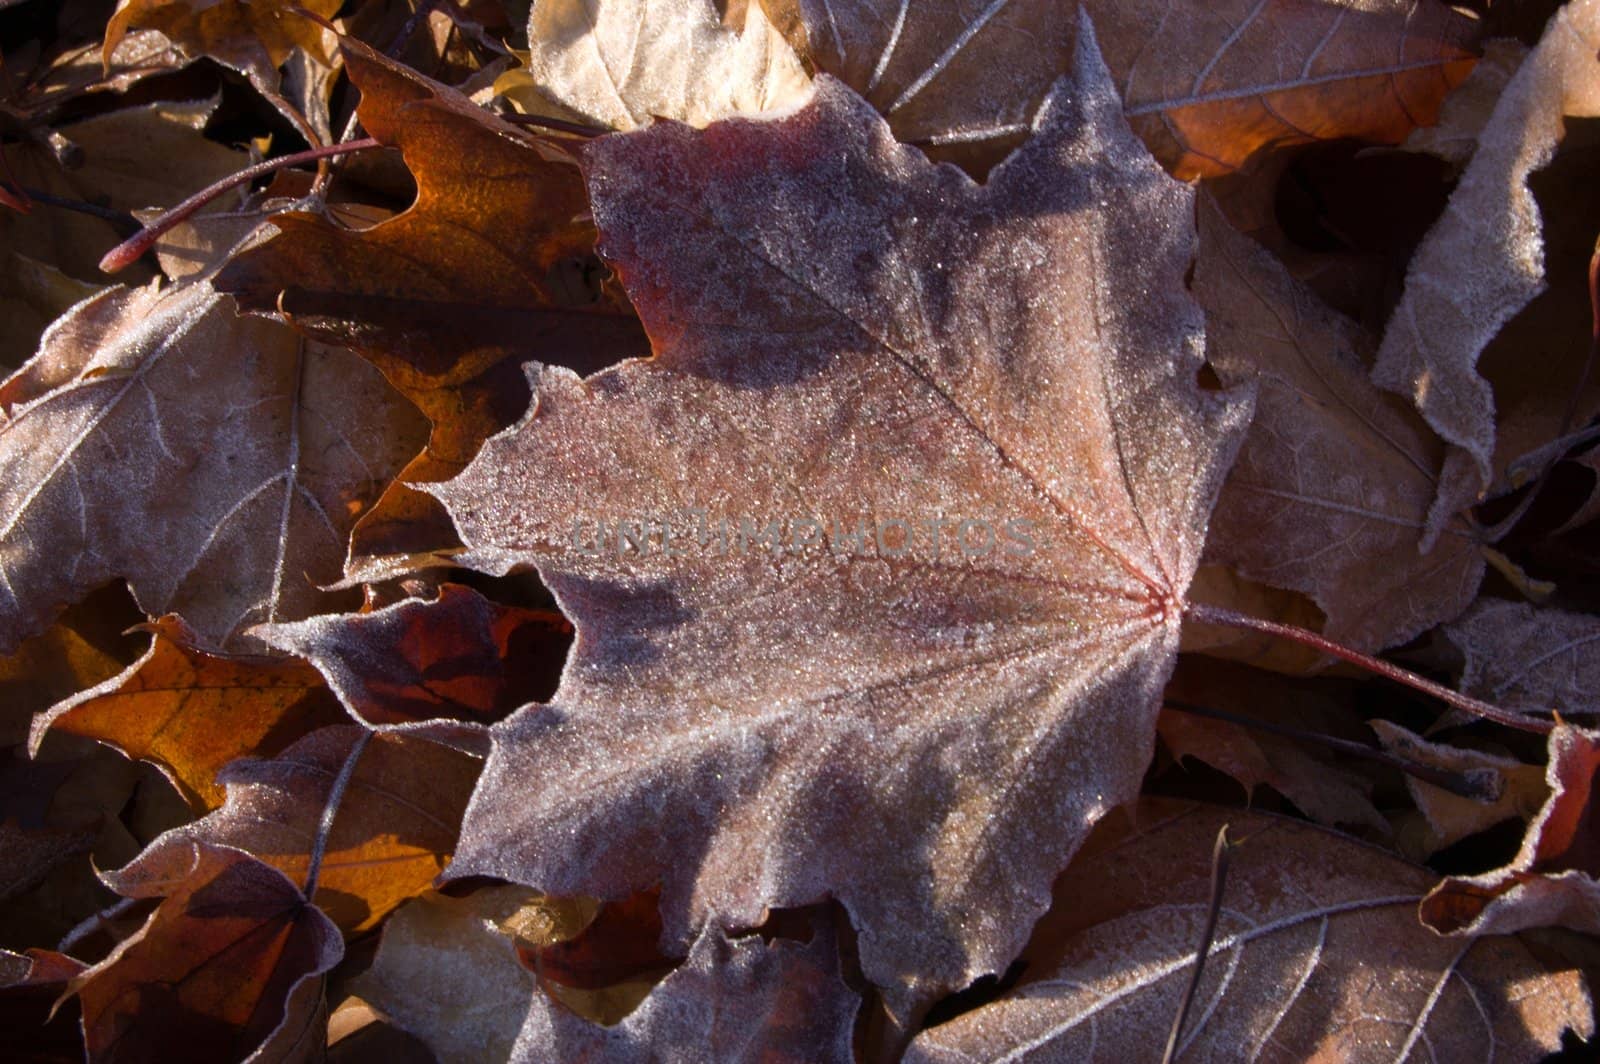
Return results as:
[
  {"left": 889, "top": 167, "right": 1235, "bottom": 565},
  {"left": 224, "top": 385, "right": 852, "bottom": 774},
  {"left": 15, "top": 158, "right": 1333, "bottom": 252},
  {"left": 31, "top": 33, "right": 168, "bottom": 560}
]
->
[
  {"left": 30, "top": 615, "right": 345, "bottom": 808},
  {"left": 0, "top": 281, "right": 428, "bottom": 654},
  {"left": 1423, "top": 723, "right": 1600, "bottom": 937},
  {"left": 68, "top": 838, "right": 342, "bottom": 1063},
  {"left": 1194, "top": 194, "right": 1483, "bottom": 653},
  {"left": 1446, "top": 598, "right": 1600, "bottom": 717},
  {"left": 780, "top": 0, "right": 1478, "bottom": 176},
  {"left": 433, "top": 22, "right": 1249, "bottom": 1011},
  {"left": 0, "top": 254, "right": 103, "bottom": 374},
  {"left": 147, "top": 725, "right": 481, "bottom": 933},
  {"left": 1401, "top": 38, "right": 1529, "bottom": 169},
  {"left": 906, "top": 799, "right": 1592, "bottom": 1061},
  {"left": 513, "top": 917, "right": 858, "bottom": 1063},
  {"left": 350, "top": 886, "right": 556, "bottom": 1064},
  {"left": 215, "top": 38, "right": 649, "bottom": 574},
  {"left": 1369, "top": 719, "right": 1548, "bottom": 857},
  {"left": 0, "top": 98, "right": 248, "bottom": 284},
  {"left": 254, "top": 584, "right": 570, "bottom": 729},
  {"left": 1372, "top": 0, "right": 1600, "bottom": 529},
  {"left": 502, "top": 0, "right": 812, "bottom": 129},
  {"left": 103, "top": 0, "right": 341, "bottom": 94}
]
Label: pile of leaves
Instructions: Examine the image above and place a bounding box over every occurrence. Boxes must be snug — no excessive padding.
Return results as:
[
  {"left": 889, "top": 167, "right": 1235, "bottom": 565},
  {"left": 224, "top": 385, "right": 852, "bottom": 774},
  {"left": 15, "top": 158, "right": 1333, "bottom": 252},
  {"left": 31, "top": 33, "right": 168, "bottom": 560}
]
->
[{"left": 5, "top": 0, "right": 1600, "bottom": 1059}]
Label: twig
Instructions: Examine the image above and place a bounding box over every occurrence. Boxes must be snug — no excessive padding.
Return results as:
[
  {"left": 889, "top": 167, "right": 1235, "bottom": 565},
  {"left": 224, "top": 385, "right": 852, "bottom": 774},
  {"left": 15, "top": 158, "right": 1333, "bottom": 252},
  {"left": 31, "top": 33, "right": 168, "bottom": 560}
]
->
[
  {"left": 0, "top": 183, "right": 141, "bottom": 232},
  {"left": 97, "top": 137, "right": 382, "bottom": 274},
  {"left": 302, "top": 729, "right": 374, "bottom": 900},
  {"left": 500, "top": 112, "right": 609, "bottom": 138},
  {"left": 1161, "top": 824, "right": 1233, "bottom": 1064},
  {"left": 1184, "top": 603, "right": 1552, "bottom": 734}
]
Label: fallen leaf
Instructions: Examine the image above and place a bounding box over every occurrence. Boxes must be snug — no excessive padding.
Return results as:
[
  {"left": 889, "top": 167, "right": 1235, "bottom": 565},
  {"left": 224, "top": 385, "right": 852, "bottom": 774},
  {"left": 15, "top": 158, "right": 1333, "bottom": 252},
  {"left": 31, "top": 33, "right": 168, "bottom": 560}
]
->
[
  {"left": 780, "top": 0, "right": 1478, "bottom": 176},
  {"left": 1369, "top": 719, "right": 1548, "bottom": 857},
  {"left": 1446, "top": 598, "right": 1600, "bottom": 717},
  {"left": 146, "top": 725, "right": 481, "bottom": 932},
  {"left": 0, "top": 947, "right": 88, "bottom": 1064},
  {"left": 253, "top": 584, "right": 571, "bottom": 729},
  {"left": 502, "top": 0, "right": 811, "bottom": 130},
  {"left": 0, "top": 280, "right": 429, "bottom": 654},
  {"left": 0, "top": 97, "right": 248, "bottom": 284},
  {"left": 215, "top": 38, "right": 649, "bottom": 574},
  {"left": 1401, "top": 38, "right": 1529, "bottom": 169},
  {"left": 102, "top": 0, "right": 342, "bottom": 95},
  {"left": 1194, "top": 194, "right": 1483, "bottom": 653},
  {"left": 433, "top": 22, "right": 1249, "bottom": 1011},
  {"left": 349, "top": 886, "right": 556, "bottom": 1064},
  {"left": 0, "top": 253, "right": 103, "bottom": 374},
  {"left": 68, "top": 838, "right": 342, "bottom": 1063},
  {"left": 1371, "top": 0, "right": 1600, "bottom": 529},
  {"left": 30, "top": 615, "right": 345, "bottom": 809},
  {"left": 1423, "top": 723, "right": 1600, "bottom": 936},
  {"left": 0, "top": 583, "right": 142, "bottom": 746},
  {"left": 905, "top": 799, "right": 1592, "bottom": 1061},
  {"left": 513, "top": 917, "right": 859, "bottom": 1063}
]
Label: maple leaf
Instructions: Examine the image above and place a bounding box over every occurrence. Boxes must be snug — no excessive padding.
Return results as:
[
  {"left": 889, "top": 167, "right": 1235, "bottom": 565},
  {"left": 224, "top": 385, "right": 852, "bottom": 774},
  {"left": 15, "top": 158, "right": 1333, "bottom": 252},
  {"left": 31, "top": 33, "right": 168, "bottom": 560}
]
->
[
  {"left": 143, "top": 725, "right": 481, "bottom": 932},
  {"left": 216, "top": 38, "right": 649, "bottom": 575},
  {"left": 1193, "top": 195, "right": 1484, "bottom": 653},
  {"left": 432, "top": 19, "right": 1250, "bottom": 1010},
  {"left": 501, "top": 0, "right": 812, "bottom": 130},
  {"left": 66, "top": 838, "right": 342, "bottom": 1063},
  {"left": 0, "top": 281, "right": 428, "bottom": 654},
  {"left": 1445, "top": 597, "right": 1600, "bottom": 718},
  {"left": 776, "top": 0, "right": 1479, "bottom": 176},
  {"left": 513, "top": 918, "right": 859, "bottom": 1063},
  {"left": 254, "top": 584, "right": 571, "bottom": 729},
  {"left": 1372, "top": 0, "right": 1600, "bottom": 532},
  {"left": 905, "top": 799, "right": 1592, "bottom": 1059},
  {"left": 30, "top": 614, "right": 345, "bottom": 808},
  {"left": 102, "top": 0, "right": 342, "bottom": 95},
  {"left": 1422, "top": 723, "right": 1600, "bottom": 937}
]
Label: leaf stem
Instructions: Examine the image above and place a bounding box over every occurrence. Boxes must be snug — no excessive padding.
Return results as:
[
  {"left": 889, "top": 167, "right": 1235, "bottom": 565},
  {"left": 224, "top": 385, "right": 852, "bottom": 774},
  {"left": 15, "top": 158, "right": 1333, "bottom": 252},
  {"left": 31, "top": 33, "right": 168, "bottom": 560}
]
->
[
  {"left": 499, "top": 112, "right": 609, "bottom": 138},
  {"left": 1183, "top": 602, "right": 1552, "bottom": 734},
  {"left": 302, "top": 729, "right": 373, "bottom": 901},
  {"left": 1161, "top": 823, "right": 1232, "bottom": 1064},
  {"left": 96, "top": 137, "right": 383, "bottom": 274}
]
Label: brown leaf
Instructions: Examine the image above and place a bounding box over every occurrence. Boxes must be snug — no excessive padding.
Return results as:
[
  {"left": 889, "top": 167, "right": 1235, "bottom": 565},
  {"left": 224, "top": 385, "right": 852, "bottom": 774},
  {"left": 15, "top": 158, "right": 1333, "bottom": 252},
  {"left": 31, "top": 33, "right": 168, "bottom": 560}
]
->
[
  {"left": 779, "top": 0, "right": 1478, "bottom": 176},
  {"left": 434, "top": 23, "right": 1249, "bottom": 1011},
  {"left": 1446, "top": 598, "right": 1600, "bottom": 717},
  {"left": 906, "top": 799, "right": 1592, "bottom": 1060},
  {"left": 1194, "top": 194, "right": 1484, "bottom": 653},
  {"left": 0, "top": 947, "right": 89, "bottom": 1064},
  {"left": 502, "top": 0, "right": 811, "bottom": 129},
  {"left": 522, "top": 889, "right": 673, "bottom": 991},
  {"left": 1423, "top": 723, "right": 1600, "bottom": 936},
  {"left": 1159, "top": 659, "right": 1387, "bottom": 832},
  {"left": 0, "top": 254, "right": 103, "bottom": 375},
  {"left": 1401, "top": 38, "right": 1529, "bottom": 169},
  {"left": 0, "top": 583, "right": 142, "bottom": 747},
  {"left": 0, "top": 98, "right": 248, "bottom": 284},
  {"left": 147, "top": 725, "right": 481, "bottom": 934},
  {"left": 102, "top": 0, "right": 342, "bottom": 93},
  {"left": 1369, "top": 719, "right": 1548, "bottom": 858},
  {"left": 513, "top": 917, "right": 859, "bottom": 1063},
  {"left": 215, "top": 38, "right": 649, "bottom": 574},
  {"left": 253, "top": 584, "right": 571, "bottom": 728},
  {"left": 0, "top": 280, "right": 429, "bottom": 654},
  {"left": 68, "top": 838, "right": 342, "bottom": 1063},
  {"left": 30, "top": 615, "right": 345, "bottom": 809},
  {"left": 1372, "top": 0, "right": 1600, "bottom": 529}
]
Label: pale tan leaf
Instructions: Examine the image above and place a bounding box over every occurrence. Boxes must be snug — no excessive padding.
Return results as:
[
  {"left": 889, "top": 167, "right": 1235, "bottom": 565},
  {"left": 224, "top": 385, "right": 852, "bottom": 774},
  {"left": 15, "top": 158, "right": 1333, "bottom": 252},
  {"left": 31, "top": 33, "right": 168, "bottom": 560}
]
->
[
  {"left": 1372, "top": 0, "right": 1600, "bottom": 527},
  {"left": 1369, "top": 719, "right": 1548, "bottom": 857},
  {"left": 1194, "top": 194, "right": 1482, "bottom": 653},
  {"left": 503, "top": 0, "right": 812, "bottom": 130},
  {"left": 0, "top": 281, "right": 428, "bottom": 654},
  {"left": 906, "top": 800, "right": 1592, "bottom": 1061}
]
